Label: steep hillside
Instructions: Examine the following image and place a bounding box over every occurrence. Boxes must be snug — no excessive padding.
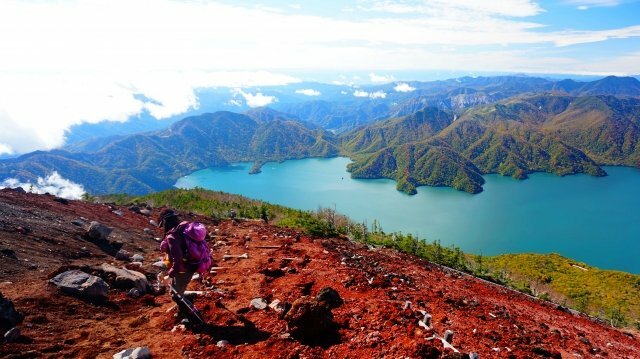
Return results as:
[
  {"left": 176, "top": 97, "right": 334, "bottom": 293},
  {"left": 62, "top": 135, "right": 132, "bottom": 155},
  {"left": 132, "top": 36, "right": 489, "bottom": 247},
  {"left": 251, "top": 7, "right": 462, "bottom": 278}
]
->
[
  {"left": 1, "top": 189, "right": 639, "bottom": 358},
  {"left": 0, "top": 112, "right": 339, "bottom": 195},
  {"left": 344, "top": 94, "right": 639, "bottom": 194},
  {"left": 341, "top": 107, "right": 453, "bottom": 154}
]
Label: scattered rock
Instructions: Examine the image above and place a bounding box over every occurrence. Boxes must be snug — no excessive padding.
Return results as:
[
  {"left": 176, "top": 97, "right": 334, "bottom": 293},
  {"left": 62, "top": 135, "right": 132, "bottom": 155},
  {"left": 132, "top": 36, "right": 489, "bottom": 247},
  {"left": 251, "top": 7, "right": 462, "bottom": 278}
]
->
[
  {"left": 53, "top": 197, "right": 69, "bottom": 205},
  {"left": 4, "top": 327, "right": 20, "bottom": 343},
  {"left": 414, "top": 342, "right": 441, "bottom": 359},
  {"left": 113, "top": 346, "right": 151, "bottom": 359},
  {"left": 152, "top": 261, "right": 167, "bottom": 270},
  {"left": 15, "top": 226, "right": 31, "bottom": 234},
  {"left": 284, "top": 296, "right": 337, "bottom": 344},
  {"left": 49, "top": 270, "right": 109, "bottom": 300},
  {"left": 259, "top": 267, "right": 285, "bottom": 278},
  {"left": 71, "top": 219, "right": 85, "bottom": 227},
  {"left": 115, "top": 250, "right": 131, "bottom": 261},
  {"left": 250, "top": 298, "right": 268, "bottom": 310},
  {"left": 216, "top": 340, "right": 229, "bottom": 348},
  {"left": 149, "top": 220, "right": 158, "bottom": 227},
  {"left": 87, "top": 221, "right": 112, "bottom": 241},
  {"left": 112, "top": 210, "right": 124, "bottom": 216},
  {"left": 139, "top": 209, "right": 151, "bottom": 216},
  {"left": 131, "top": 254, "right": 144, "bottom": 262},
  {"left": 0, "top": 249, "right": 17, "bottom": 260},
  {"left": 126, "top": 262, "right": 143, "bottom": 271},
  {"left": 143, "top": 228, "right": 154, "bottom": 235},
  {"left": 315, "top": 287, "right": 343, "bottom": 309},
  {"left": 95, "top": 263, "right": 149, "bottom": 294},
  {"left": 128, "top": 288, "right": 141, "bottom": 298},
  {"left": 0, "top": 293, "right": 23, "bottom": 331}
]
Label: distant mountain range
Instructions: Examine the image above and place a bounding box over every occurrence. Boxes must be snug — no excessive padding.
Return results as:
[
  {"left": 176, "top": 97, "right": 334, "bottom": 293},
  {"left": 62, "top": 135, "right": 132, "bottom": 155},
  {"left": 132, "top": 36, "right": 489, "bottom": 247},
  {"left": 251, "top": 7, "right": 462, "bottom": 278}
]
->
[
  {"left": 2, "top": 75, "right": 640, "bottom": 195},
  {"left": 1, "top": 111, "right": 337, "bottom": 194}
]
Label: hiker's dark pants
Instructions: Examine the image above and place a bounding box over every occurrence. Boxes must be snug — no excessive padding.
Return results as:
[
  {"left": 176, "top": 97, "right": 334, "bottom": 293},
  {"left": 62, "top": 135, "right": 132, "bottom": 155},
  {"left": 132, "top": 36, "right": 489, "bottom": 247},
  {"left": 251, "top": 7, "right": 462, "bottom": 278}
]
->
[{"left": 172, "top": 270, "right": 194, "bottom": 296}]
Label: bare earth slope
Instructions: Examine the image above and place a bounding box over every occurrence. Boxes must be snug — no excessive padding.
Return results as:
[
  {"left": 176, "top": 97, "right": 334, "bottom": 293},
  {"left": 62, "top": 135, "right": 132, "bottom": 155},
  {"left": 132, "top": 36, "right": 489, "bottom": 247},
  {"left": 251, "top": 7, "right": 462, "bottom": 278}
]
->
[{"left": 0, "top": 189, "right": 638, "bottom": 358}]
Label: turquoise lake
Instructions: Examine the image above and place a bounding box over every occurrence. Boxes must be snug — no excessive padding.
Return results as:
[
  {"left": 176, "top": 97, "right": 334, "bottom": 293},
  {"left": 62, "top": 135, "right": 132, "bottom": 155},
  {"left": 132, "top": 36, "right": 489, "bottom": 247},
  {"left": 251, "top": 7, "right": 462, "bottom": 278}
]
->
[{"left": 176, "top": 157, "right": 640, "bottom": 274}]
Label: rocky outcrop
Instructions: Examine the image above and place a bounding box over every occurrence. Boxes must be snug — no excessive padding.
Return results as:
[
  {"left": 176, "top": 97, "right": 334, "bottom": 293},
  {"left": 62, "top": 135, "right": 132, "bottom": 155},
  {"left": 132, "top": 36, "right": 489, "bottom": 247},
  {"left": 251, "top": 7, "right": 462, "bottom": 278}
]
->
[
  {"left": 94, "top": 264, "right": 150, "bottom": 294},
  {"left": 49, "top": 270, "right": 109, "bottom": 299},
  {"left": 0, "top": 292, "right": 23, "bottom": 332}
]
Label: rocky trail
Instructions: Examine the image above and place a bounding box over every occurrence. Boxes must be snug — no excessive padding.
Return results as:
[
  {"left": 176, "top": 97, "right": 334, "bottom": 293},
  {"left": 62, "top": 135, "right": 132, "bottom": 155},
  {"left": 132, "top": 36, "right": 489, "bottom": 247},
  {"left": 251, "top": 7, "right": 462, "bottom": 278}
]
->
[{"left": 0, "top": 188, "right": 638, "bottom": 358}]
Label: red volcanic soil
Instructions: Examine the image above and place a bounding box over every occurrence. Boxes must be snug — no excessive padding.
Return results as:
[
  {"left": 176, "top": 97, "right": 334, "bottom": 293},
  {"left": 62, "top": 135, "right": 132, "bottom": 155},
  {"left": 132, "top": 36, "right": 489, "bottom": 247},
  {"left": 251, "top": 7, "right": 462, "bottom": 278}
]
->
[{"left": 0, "top": 188, "right": 638, "bottom": 358}]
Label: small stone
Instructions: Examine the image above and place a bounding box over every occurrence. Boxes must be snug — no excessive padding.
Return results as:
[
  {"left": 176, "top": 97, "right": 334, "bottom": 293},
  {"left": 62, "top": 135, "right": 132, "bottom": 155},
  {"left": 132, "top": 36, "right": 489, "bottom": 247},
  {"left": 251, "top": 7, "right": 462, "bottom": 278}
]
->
[
  {"left": 315, "top": 287, "right": 343, "bottom": 309},
  {"left": 4, "top": 327, "right": 20, "bottom": 342},
  {"left": 152, "top": 261, "right": 167, "bottom": 270},
  {"left": 143, "top": 228, "right": 153, "bottom": 235},
  {"left": 128, "top": 288, "right": 141, "bottom": 298},
  {"left": 131, "top": 254, "right": 144, "bottom": 262},
  {"left": 139, "top": 209, "right": 151, "bottom": 216},
  {"left": 71, "top": 219, "right": 85, "bottom": 227},
  {"left": 115, "top": 250, "right": 131, "bottom": 261},
  {"left": 216, "top": 340, "right": 229, "bottom": 348},
  {"left": 112, "top": 346, "right": 151, "bottom": 359},
  {"left": 53, "top": 197, "right": 69, "bottom": 205},
  {"left": 250, "top": 298, "right": 268, "bottom": 310},
  {"left": 126, "top": 262, "right": 143, "bottom": 270},
  {"left": 112, "top": 210, "right": 124, "bottom": 216},
  {"left": 87, "top": 222, "right": 112, "bottom": 241},
  {"left": 149, "top": 220, "right": 158, "bottom": 227}
]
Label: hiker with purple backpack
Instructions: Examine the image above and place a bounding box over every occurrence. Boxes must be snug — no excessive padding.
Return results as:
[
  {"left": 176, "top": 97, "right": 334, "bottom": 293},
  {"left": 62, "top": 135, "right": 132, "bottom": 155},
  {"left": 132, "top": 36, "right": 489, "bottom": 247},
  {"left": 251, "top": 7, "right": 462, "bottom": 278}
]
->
[{"left": 158, "top": 209, "right": 212, "bottom": 297}]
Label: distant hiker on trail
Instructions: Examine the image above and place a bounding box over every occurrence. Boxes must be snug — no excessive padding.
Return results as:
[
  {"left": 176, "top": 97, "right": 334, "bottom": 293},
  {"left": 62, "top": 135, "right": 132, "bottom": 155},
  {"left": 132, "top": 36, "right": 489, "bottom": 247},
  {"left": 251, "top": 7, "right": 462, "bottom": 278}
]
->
[{"left": 158, "top": 209, "right": 212, "bottom": 296}]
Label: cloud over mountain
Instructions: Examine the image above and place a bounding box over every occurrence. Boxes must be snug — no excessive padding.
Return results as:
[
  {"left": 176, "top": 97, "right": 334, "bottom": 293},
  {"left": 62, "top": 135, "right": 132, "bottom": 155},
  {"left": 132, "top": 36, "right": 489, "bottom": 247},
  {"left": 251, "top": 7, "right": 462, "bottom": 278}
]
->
[{"left": 0, "top": 172, "right": 85, "bottom": 199}]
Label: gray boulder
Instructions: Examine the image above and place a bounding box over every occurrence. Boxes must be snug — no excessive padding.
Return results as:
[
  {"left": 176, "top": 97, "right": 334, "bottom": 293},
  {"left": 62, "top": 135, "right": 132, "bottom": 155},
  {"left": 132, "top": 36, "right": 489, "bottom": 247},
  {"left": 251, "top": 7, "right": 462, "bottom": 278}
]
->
[
  {"left": 49, "top": 270, "right": 109, "bottom": 299},
  {"left": 113, "top": 346, "right": 151, "bottom": 359},
  {"left": 250, "top": 298, "right": 268, "bottom": 310},
  {"left": 115, "top": 250, "right": 131, "bottom": 261},
  {"left": 87, "top": 221, "right": 112, "bottom": 241},
  {"left": 96, "top": 264, "right": 149, "bottom": 294},
  {"left": 4, "top": 327, "right": 20, "bottom": 343},
  {"left": 0, "top": 292, "right": 23, "bottom": 330},
  {"left": 131, "top": 254, "right": 144, "bottom": 262}
]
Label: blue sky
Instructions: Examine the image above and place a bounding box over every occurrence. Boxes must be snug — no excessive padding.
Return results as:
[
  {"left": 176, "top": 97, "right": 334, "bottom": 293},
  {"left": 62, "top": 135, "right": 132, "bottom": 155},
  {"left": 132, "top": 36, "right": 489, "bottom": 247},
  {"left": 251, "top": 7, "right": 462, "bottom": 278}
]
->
[{"left": 0, "top": 0, "right": 639, "bottom": 154}]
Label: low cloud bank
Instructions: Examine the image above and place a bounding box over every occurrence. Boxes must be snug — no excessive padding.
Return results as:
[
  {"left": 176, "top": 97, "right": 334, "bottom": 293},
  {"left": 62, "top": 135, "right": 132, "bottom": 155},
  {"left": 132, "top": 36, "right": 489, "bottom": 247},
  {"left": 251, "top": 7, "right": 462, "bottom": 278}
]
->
[
  {"left": 295, "top": 89, "right": 321, "bottom": 96},
  {"left": 0, "top": 172, "right": 85, "bottom": 200},
  {"left": 232, "top": 89, "right": 279, "bottom": 108},
  {"left": 394, "top": 83, "right": 416, "bottom": 92},
  {"left": 353, "top": 90, "right": 387, "bottom": 99}
]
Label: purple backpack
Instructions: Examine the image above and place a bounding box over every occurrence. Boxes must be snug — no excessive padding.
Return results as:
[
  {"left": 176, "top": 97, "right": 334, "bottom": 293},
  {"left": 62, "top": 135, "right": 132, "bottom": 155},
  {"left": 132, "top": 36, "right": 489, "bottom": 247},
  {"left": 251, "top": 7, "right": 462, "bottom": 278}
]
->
[{"left": 180, "top": 221, "right": 212, "bottom": 274}]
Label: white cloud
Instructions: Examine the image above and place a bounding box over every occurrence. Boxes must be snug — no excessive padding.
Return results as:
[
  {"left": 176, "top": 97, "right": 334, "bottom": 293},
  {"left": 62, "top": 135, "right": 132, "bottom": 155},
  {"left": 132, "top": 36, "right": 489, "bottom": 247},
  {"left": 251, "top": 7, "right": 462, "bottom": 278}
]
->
[
  {"left": 232, "top": 89, "right": 278, "bottom": 108},
  {"left": 295, "top": 89, "right": 321, "bottom": 96},
  {"left": 0, "top": 143, "right": 13, "bottom": 155},
  {"left": 0, "top": 0, "right": 638, "bottom": 155},
  {"left": 0, "top": 71, "right": 298, "bottom": 153},
  {"left": 0, "top": 172, "right": 85, "bottom": 200},
  {"left": 353, "top": 90, "right": 387, "bottom": 99},
  {"left": 394, "top": 82, "right": 416, "bottom": 92},
  {"left": 340, "top": 90, "right": 348, "bottom": 95},
  {"left": 364, "top": 0, "right": 544, "bottom": 17},
  {"left": 369, "top": 73, "right": 395, "bottom": 83},
  {"left": 369, "top": 90, "right": 387, "bottom": 99},
  {"left": 566, "top": 0, "right": 621, "bottom": 9}
]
